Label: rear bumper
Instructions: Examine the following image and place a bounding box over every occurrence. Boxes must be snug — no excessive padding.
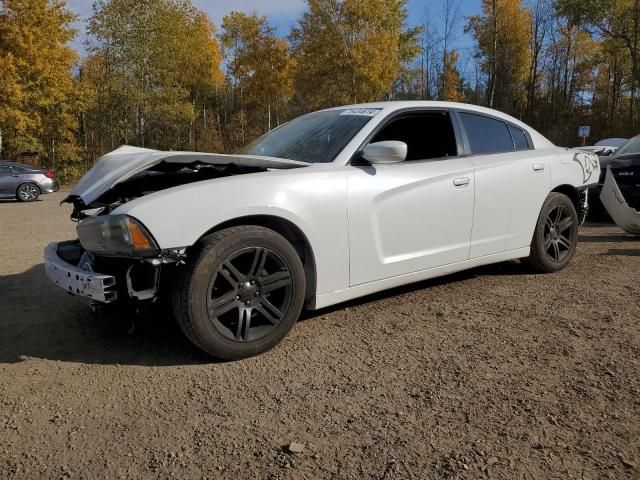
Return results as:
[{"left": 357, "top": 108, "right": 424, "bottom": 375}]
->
[
  {"left": 44, "top": 243, "right": 118, "bottom": 303},
  {"left": 38, "top": 179, "right": 59, "bottom": 193}
]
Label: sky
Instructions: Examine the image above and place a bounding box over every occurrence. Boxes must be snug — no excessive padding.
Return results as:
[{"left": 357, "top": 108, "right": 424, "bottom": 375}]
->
[{"left": 66, "top": 0, "right": 483, "bottom": 72}]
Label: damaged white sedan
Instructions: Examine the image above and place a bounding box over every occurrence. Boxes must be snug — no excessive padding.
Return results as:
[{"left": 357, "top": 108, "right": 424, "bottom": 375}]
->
[{"left": 45, "top": 102, "right": 599, "bottom": 359}]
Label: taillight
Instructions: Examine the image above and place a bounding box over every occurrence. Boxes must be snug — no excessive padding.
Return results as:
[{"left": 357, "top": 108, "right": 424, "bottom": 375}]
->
[{"left": 45, "top": 170, "right": 55, "bottom": 179}]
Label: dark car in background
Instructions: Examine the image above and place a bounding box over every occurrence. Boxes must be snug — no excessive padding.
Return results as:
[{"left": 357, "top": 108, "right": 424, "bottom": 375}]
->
[
  {"left": 0, "top": 161, "right": 59, "bottom": 202},
  {"left": 591, "top": 135, "right": 640, "bottom": 216}
]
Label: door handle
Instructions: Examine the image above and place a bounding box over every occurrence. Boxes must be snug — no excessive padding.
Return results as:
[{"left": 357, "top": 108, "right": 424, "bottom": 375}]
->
[
  {"left": 533, "top": 163, "right": 545, "bottom": 172},
  {"left": 453, "top": 177, "right": 470, "bottom": 187}
]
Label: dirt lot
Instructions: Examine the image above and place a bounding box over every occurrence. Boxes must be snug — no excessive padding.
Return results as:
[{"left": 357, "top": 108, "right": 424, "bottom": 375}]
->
[{"left": 1, "top": 191, "right": 639, "bottom": 480}]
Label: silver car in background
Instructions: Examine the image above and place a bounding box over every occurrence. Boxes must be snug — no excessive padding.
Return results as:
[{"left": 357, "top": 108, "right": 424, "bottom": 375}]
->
[{"left": 0, "top": 161, "right": 59, "bottom": 202}]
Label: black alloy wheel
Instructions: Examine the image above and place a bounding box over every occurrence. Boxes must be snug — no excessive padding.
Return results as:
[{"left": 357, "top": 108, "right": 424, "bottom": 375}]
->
[
  {"left": 207, "top": 246, "right": 293, "bottom": 342},
  {"left": 172, "top": 225, "right": 306, "bottom": 360},
  {"left": 543, "top": 205, "right": 574, "bottom": 262},
  {"left": 527, "top": 192, "right": 579, "bottom": 273}
]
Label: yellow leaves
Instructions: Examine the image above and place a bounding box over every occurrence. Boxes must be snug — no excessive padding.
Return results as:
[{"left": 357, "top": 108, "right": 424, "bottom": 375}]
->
[
  {"left": 442, "top": 50, "right": 463, "bottom": 102},
  {"left": 467, "top": 0, "right": 531, "bottom": 109},
  {"left": 292, "top": 0, "right": 419, "bottom": 109},
  {"left": 83, "top": 0, "right": 225, "bottom": 152},
  {"left": 473, "top": 0, "right": 531, "bottom": 79},
  {"left": 0, "top": 0, "right": 79, "bottom": 163},
  {"left": 220, "top": 10, "right": 294, "bottom": 135}
]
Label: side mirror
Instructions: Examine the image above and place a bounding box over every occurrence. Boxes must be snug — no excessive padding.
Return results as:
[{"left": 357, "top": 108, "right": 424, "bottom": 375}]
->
[{"left": 361, "top": 141, "right": 408, "bottom": 165}]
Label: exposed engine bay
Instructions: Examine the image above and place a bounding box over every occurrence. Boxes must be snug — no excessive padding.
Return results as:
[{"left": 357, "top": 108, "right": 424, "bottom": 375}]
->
[
  {"left": 55, "top": 146, "right": 309, "bottom": 308},
  {"left": 66, "top": 162, "right": 266, "bottom": 220}
]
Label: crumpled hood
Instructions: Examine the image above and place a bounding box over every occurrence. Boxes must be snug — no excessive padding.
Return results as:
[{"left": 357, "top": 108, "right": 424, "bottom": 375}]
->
[{"left": 66, "top": 145, "right": 308, "bottom": 205}]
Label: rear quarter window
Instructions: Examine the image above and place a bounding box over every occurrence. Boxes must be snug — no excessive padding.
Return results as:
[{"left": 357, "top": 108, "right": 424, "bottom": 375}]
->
[
  {"left": 509, "top": 125, "right": 531, "bottom": 150},
  {"left": 459, "top": 112, "right": 514, "bottom": 155}
]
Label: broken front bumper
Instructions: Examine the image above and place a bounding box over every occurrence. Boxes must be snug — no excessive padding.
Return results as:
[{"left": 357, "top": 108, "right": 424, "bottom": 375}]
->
[{"left": 44, "top": 243, "right": 118, "bottom": 303}]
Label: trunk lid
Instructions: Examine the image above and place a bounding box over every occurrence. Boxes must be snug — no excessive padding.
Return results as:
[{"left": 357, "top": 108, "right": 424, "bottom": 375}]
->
[{"left": 67, "top": 146, "right": 308, "bottom": 205}]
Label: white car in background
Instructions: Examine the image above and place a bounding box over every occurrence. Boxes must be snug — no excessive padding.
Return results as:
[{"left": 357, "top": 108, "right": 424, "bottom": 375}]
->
[
  {"left": 44, "top": 102, "right": 600, "bottom": 359},
  {"left": 578, "top": 138, "right": 628, "bottom": 156}
]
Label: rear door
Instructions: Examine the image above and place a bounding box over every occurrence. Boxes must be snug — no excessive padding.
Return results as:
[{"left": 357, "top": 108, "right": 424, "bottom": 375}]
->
[{"left": 456, "top": 111, "right": 549, "bottom": 257}]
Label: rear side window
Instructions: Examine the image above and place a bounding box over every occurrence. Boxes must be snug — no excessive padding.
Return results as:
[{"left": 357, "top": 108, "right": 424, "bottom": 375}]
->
[
  {"left": 509, "top": 125, "right": 530, "bottom": 150},
  {"left": 0, "top": 165, "right": 12, "bottom": 175},
  {"left": 459, "top": 112, "right": 514, "bottom": 155}
]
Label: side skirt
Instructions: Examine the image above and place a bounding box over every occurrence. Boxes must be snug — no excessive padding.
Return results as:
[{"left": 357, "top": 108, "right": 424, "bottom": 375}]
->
[{"left": 313, "top": 247, "right": 530, "bottom": 310}]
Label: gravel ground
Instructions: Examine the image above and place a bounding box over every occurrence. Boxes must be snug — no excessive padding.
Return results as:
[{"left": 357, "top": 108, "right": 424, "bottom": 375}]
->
[{"left": 1, "top": 191, "right": 639, "bottom": 480}]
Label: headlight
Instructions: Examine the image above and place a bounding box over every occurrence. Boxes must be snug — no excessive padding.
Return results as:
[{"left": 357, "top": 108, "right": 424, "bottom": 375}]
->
[{"left": 76, "top": 214, "right": 159, "bottom": 257}]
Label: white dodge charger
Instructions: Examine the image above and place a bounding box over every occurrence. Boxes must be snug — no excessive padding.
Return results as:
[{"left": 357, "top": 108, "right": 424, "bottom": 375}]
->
[{"left": 44, "top": 102, "right": 600, "bottom": 359}]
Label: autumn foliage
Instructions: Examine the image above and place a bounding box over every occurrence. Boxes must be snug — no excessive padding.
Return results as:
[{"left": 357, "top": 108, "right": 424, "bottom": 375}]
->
[{"left": 0, "top": 0, "right": 639, "bottom": 182}]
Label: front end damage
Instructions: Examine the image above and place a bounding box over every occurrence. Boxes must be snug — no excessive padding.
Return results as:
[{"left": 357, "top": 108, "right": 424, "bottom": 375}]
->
[
  {"left": 44, "top": 146, "right": 308, "bottom": 308},
  {"left": 44, "top": 239, "right": 185, "bottom": 307},
  {"left": 599, "top": 167, "right": 640, "bottom": 235}
]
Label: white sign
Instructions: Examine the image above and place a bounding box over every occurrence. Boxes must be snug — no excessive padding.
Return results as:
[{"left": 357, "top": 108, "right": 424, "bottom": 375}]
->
[
  {"left": 339, "top": 108, "right": 381, "bottom": 117},
  {"left": 578, "top": 125, "right": 591, "bottom": 138}
]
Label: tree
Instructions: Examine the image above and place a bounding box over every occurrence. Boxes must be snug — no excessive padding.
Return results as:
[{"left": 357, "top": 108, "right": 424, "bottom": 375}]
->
[
  {"left": 221, "top": 12, "right": 294, "bottom": 148},
  {"left": 467, "top": 0, "right": 532, "bottom": 115},
  {"left": 440, "top": 0, "right": 462, "bottom": 100},
  {"left": 525, "top": 0, "right": 554, "bottom": 117},
  {"left": 85, "top": 0, "right": 224, "bottom": 154},
  {"left": 557, "top": 0, "right": 640, "bottom": 128},
  {"left": 441, "top": 50, "right": 463, "bottom": 101},
  {"left": 0, "top": 0, "right": 81, "bottom": 180},
  {"left": 290, "top": 0, "right": 421, "bottom": 109}
]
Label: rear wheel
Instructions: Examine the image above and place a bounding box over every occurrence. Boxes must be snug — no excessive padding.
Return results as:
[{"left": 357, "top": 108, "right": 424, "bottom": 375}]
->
[
  {"left": 526, "top": 192, "right": 578, "bottom": 273},
  {"left": 16, "top": 183, "right": 40, "bottom": 202},
  {"left": 172, "top": 226, "right": 305, "bottom": 359}
]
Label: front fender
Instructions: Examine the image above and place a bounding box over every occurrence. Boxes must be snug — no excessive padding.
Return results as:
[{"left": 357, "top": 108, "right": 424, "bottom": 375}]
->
[{"left": 115, "top": 167, "right": 350, "bottom": 295}]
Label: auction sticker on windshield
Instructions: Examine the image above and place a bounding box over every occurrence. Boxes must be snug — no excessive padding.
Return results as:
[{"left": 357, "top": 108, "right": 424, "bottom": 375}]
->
[{"left": 339, "top": 108, "right": 381, "bottom": 117}]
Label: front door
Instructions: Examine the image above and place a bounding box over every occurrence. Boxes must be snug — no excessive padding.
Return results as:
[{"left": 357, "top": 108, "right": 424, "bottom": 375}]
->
[
  {"left": 0, "top": 165, "right": 20, "bottom": 196},
  {"left": 347, "top": 110, "right": 475, "bottom": 286}
]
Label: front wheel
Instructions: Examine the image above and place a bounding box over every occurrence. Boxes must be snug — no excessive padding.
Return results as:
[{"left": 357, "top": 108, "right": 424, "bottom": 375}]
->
[
  {"left": 526, "top": 192, "right": 578, "bottom": 273},
  {"left": 16, "top": 183, "right": 40, "bottom": 202},
  {"left": 171, "top": 226, "right": 306, "bottom": 360}
]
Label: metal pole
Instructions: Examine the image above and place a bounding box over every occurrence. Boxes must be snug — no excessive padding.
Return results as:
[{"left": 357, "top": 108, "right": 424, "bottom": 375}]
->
[{"left": 0, "top": 128, "right": 3, "bottom": 159}]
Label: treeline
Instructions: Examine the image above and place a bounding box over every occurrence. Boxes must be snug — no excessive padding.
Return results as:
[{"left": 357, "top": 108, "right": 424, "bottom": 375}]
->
[{"left": 0, "top": 0, "right": 639, "bottom": 182}]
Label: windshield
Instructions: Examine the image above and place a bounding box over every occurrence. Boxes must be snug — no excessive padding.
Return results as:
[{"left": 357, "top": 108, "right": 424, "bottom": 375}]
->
[
  {"left": 616, "top": 135, "right": 640, "bottom": 155},
  {"left": 237, "top": 108, "right": 381, "bottom": 163}
]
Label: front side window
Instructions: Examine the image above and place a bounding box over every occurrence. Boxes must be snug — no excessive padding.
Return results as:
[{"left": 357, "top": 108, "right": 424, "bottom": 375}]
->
[
  {"left": 369, "top": 111, "right": 458, "bottom": 161},
  {"left": 0, "top": 165, "right": 12, "bottom": 176},
  {"left": 459, "top": 112, "right": 514, "bottom": 155},
  {"left": 238, "top": 109, "right": 381, "bottom": 163}
]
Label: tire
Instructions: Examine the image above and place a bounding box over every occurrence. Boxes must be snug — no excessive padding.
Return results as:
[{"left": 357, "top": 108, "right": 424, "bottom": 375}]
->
[
  {"left": 16, "top": 183, "right": 40, "bottom": 202},
  {"left": 526, "top": 192, "right": 579, "bottom": 273},
  {"left": 171, "top": 226, "right": 306, "bottom": 360}
]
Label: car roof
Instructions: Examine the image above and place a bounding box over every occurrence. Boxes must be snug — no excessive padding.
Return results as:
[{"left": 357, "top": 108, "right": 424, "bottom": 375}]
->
[
  {"left": 323, "top": 101, "right": 554, "bottom": 149},
  {"left": 0, "top": 161, "right": 40, "bottom": 169},
  {"left": 594, "top": 138, "right": 627, "bottom": 148}
]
